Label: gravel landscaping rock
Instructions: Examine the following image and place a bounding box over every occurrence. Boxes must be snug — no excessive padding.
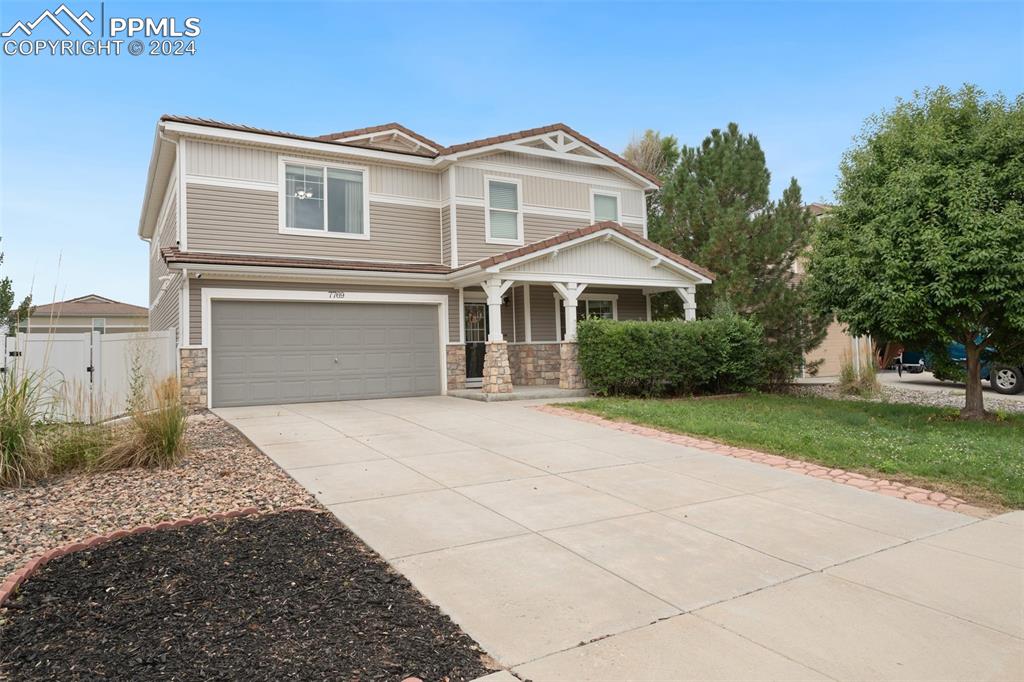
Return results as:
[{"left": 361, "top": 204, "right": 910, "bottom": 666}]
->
[
  {"left": 789, "top": 383, "right": 1024, "bottom": 414},
  {"left": 1, "top": 510, "right": 494, "bottom": 681},
  {"left": 1, "top": 413, "right": 315, "bottom": 582}
]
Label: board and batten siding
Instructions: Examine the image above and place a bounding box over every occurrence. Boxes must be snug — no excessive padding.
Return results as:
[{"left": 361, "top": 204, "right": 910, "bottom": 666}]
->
[
  {"left": 186, "top": 184, "right": 443, "bottom": 264},
  {"left": 188, "top": 279, "right": 460, "bottom": 346},
  {"left": 473, "top": 150, "right": 629, "bottom": 185},
  {"left": 455, "top": 206, "right": 590, "bottom": 265},
  {"left": 183, "top": 139, "right": 440, "bottom": 201}
]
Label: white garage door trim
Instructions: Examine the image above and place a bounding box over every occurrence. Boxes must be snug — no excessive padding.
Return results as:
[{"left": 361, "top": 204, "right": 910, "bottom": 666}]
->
[{"left": 200, "top": 287, "right": 450, "bottom": 409}]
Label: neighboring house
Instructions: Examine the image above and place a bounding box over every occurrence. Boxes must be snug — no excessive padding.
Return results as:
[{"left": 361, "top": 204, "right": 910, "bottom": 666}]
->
[
  {"left": 139, "top": 116, "right": 714, "bottom": 408},
  {"left": 22, "top": 294, "right": 148, "bottom": 334},
  {"left": 796, "top": 203, "right": 870, "bottom": 377}
]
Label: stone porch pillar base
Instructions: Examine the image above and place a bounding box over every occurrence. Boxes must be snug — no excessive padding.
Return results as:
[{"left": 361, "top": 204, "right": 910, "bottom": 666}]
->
[
  {"left": 446, "top": 344, "right": 467, "bottom": 391},
  {"left": 481, "top": 340, "right": 513, "bottom": 394},
  {"left": 179, "top": 347, "right": 208, "bottom": 411},
  {"left": 559, "top": 341, "right": 585, "bottom": 390}
]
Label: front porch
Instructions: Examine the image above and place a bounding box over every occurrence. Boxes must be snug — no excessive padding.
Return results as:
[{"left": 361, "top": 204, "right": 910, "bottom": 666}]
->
[{"left": 446, "top": 223, "right": 713, "bottom": 396}]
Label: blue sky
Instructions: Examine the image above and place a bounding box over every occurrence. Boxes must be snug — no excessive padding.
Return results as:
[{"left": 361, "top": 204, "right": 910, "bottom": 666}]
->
[{"left": 1, "top": 1, "right": 1021, "bottom": 307}]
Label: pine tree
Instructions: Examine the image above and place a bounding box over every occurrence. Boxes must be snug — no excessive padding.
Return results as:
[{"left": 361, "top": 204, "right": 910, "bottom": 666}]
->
[
  {"left": 0, "top": 239, "right": 32, "bottom": 335},
  {"left": 650, "top": 123, "right": 828, "bottom": 384}
]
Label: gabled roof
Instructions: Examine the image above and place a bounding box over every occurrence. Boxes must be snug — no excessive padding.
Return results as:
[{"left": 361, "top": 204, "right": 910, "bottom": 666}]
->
[
  {"left": 160, "top": 223, "right": 715, "bottom": 283},
  {"left": 454, "top": 221, "right": 716, "bottom": 281},
  {"left": 32, "top": 294, "right": 148, "bottom": 316},
  {"left": 157, "top": 115, "right": 658, "bottom": 185},
  {"left": 317, "top": 123, "right": 442, "bottom": 157}
]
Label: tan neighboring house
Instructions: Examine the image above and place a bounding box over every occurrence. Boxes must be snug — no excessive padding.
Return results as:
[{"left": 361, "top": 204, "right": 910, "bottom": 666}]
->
[
  {"left": 22, "top": 294, "right": 148, "bottom": 334},
  {"left": 139, "top": 116, "right": 714, "bottom": 408},
  {"left": 797, "top": 203, "right": 869, "bottom": 377}
]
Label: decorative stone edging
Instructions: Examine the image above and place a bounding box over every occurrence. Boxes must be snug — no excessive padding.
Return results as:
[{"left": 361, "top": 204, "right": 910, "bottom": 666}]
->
[
  {"left": 537, "top": 405, "right": 992, "bottom": 518},
  {"left": 0, "top": 506, "right": 320, "bottom": 607}
]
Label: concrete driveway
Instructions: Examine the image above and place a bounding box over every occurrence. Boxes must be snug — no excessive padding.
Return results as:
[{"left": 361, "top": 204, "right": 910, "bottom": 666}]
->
[{"left": 218, "top": 397, "right": 1024, "bottom": 681}]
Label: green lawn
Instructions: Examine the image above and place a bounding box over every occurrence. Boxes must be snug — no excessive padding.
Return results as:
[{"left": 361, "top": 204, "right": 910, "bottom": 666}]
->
[{"left": 568, "top": 394, "right": 1024, "bottom": 509}]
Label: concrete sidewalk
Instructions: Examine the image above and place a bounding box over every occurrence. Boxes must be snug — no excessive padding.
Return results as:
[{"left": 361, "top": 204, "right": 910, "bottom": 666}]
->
[{"left": 218, "top": 397, "right": 1024, "bottom": 681}]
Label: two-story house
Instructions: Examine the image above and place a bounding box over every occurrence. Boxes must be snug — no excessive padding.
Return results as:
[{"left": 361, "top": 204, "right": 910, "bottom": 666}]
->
[{"left": 139, "top": 116, "right": 713, "bottom": 408}]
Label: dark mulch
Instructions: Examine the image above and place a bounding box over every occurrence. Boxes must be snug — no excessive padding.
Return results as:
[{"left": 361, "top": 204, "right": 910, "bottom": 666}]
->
[{"left": 0, "top": 510, "right": 495, "bottom": 681}]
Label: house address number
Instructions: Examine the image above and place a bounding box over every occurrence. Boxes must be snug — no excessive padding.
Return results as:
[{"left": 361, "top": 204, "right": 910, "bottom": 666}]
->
[{"left": 328, "top": 291, "right": 345, "bottom": 299}]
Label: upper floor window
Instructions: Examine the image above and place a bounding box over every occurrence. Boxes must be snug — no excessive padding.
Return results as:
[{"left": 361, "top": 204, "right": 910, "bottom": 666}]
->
[
  {"left": 485, "top": 177, "right": 523, "bottom": 245},
  {"left": 281, "top": 161, "right": 368, "bottom": 239},
  {"left": 592, "top": 190, "right": 620, "bottom": 223},
  {"left": 92, "top": 318, "right": 106, "bottom": 334}
]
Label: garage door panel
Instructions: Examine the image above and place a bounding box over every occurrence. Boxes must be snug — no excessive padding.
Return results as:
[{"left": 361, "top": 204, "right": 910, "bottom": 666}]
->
[{"left": 211, "top": 301, "right": 441, "bottom": 407}]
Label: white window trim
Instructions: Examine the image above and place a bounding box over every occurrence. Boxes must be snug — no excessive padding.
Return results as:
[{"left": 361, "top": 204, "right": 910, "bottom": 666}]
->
[
  {"left": 278, "top": 157, "right": 371, "bottom": 240},
  {"left": 484, "top": 175, "right": 524, "bottom": 246},
  {"left": 590, "top": 188, "right": 621, "bottom": 224},
  {"left": 92, "top": 317, "right": 106, "bottom": 333},
  {"left": 199, "top": 288, "right": 450, "bottom": 408}
]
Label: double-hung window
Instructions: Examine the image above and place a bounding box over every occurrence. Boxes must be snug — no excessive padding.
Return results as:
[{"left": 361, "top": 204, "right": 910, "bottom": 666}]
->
[
  {"left": 592, "top": 190, "right": 620, "bottom": 223},
  {"left": 575, "top": 298, "right": 615, "bottom": 321},
  {"left": 485, "top": 178, "right": 523, "bottom": 245},
  {"left": 282, "top": 161, "right": 368, "bottom": 238}
]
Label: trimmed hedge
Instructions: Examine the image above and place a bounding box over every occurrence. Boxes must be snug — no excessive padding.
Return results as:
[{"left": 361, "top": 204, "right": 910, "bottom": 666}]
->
[{"left": 576, "top": 316, "right": 767, "bottom": 396}]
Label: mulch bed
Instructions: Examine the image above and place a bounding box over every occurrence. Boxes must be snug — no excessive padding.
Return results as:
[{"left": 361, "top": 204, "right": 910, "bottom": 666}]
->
[
  {"left": 0, "top": 510, "right": 495, "bottom": 681},
  {"left": 1, "top": 413, "right": 316, "bottom": 582}
]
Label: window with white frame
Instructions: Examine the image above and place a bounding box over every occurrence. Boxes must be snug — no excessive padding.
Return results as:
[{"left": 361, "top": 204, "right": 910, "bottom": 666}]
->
[
  {"left": 592, "top": 191, "right": 620, "bottom": 223},
  {"left": 92, "top": 318, "right": 106, "bottom": 334},
  {"left": 576, "top": 298, "right": 615, "bottom": 321},
  {"left": 486, "top": 178, "right": 523, "bottom": 244},
  {"left": 283, "top": 162, "right": 367, "bottom": 236}
]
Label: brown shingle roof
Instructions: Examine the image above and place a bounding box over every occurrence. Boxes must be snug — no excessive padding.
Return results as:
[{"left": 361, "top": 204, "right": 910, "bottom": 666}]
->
[
  {"left": 163, "top": 224, "right": 714, "bottom": 281},
  {"left": 454, "top": 222, "right": 716, "bottom": 281},
  {"left": 161, "top": 248, "right": 451, "bottom": 275},
  {"left": 159, "top": 116, "right": 660, "bottom": 185},
  {"left": 32, "top": 295, "right": 148, "bottom": 317}
]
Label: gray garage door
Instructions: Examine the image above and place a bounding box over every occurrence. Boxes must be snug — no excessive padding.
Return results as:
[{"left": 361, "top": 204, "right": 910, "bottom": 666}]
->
[{"left": 211, "top": 301, "right": 440, "bottom": 407}]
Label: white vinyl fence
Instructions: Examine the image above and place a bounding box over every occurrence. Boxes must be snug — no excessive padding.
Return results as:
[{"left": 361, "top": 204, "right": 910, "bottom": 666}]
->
[{"left": 1, "top": 330, "right": 177, "bottom": 423}]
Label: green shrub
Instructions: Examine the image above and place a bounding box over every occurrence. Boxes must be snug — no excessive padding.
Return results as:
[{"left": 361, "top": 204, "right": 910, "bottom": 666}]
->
[
  {"left": 577, "top": 314, "right": 767, "bottom": 397},
  {"left": 37, "top": 422, "right": 116, "bottom": 474},
  {"left": 0, "top": 370, "right": 49, "bottom": 487},
  {"left": 95, "top": 377, "right": 188, "bottom": 470}
]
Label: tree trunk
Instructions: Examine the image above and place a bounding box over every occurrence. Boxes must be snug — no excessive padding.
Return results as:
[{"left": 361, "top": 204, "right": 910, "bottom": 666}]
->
[{"left": 961, "top": 339, "right": 986, "bottom": 420}]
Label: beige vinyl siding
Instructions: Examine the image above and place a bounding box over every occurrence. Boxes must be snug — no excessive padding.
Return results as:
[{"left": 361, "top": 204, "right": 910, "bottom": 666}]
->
[
  {"left": 474, "top": 150, "right": 630, "bottom": 185},
  {"left": 530, "top": 285, "right": 558, "bottom": 341},
  {"left": 188, "top": 279, "right": 459, "bottom": 346},
  {"left": 805, "top": 320, "right": 856, "bottom": 377},
  {"left": 185, "top": 184, "right": 443, "bottom": 264},
  {"left": 149, "top": 282, "right": 180, "bottom": 338},
  {"left": 453, "top": 165, "right": 645, "bottom": 219},
  {"left": 184, "top": 139, "right": 440, "bottom": 200},
  {"left": 149, "top": 189, "right": 178, "bottom": 303},
  {"left": 456, "top": 206, "right": 590, "bottom": 265},
  {"left": 588, "top": 287, "right": 648, "bottom": 321},
  {"left": 512, "top": 286, "right": 526, "bottom": 343},
  {"left": 441, "top": 205, "right": 451, "bottom": 266}
]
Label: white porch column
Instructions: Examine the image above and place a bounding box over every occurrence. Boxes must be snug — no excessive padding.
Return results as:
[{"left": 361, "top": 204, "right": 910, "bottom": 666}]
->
[
  {"left": 480, "top": 278, "right": 513, "bottom": 342},
  {"left": 675, "top": 286, "right": 697, "bottom": 321},
  {"left": 552, "top": 282, "right": 588, "bottom": 341}
]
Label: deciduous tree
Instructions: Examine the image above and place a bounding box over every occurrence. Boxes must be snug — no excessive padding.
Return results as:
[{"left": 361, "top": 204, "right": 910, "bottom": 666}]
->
[{"left": 808, "top": 85, "right": 1024, "bottom": 419}]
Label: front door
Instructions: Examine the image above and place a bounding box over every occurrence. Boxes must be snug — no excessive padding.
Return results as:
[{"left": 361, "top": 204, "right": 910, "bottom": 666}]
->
[{"left": 464, "top": 302, "right": 487, "bottom": 387}]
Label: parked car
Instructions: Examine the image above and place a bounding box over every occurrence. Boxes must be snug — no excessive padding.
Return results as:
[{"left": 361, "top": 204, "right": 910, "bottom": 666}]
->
[
  {"left": 893, "top": 350, "right": 927, "bottom": 375},
  {"left": 925, "top": 342, "right": 1024, "bottom": 395}
]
